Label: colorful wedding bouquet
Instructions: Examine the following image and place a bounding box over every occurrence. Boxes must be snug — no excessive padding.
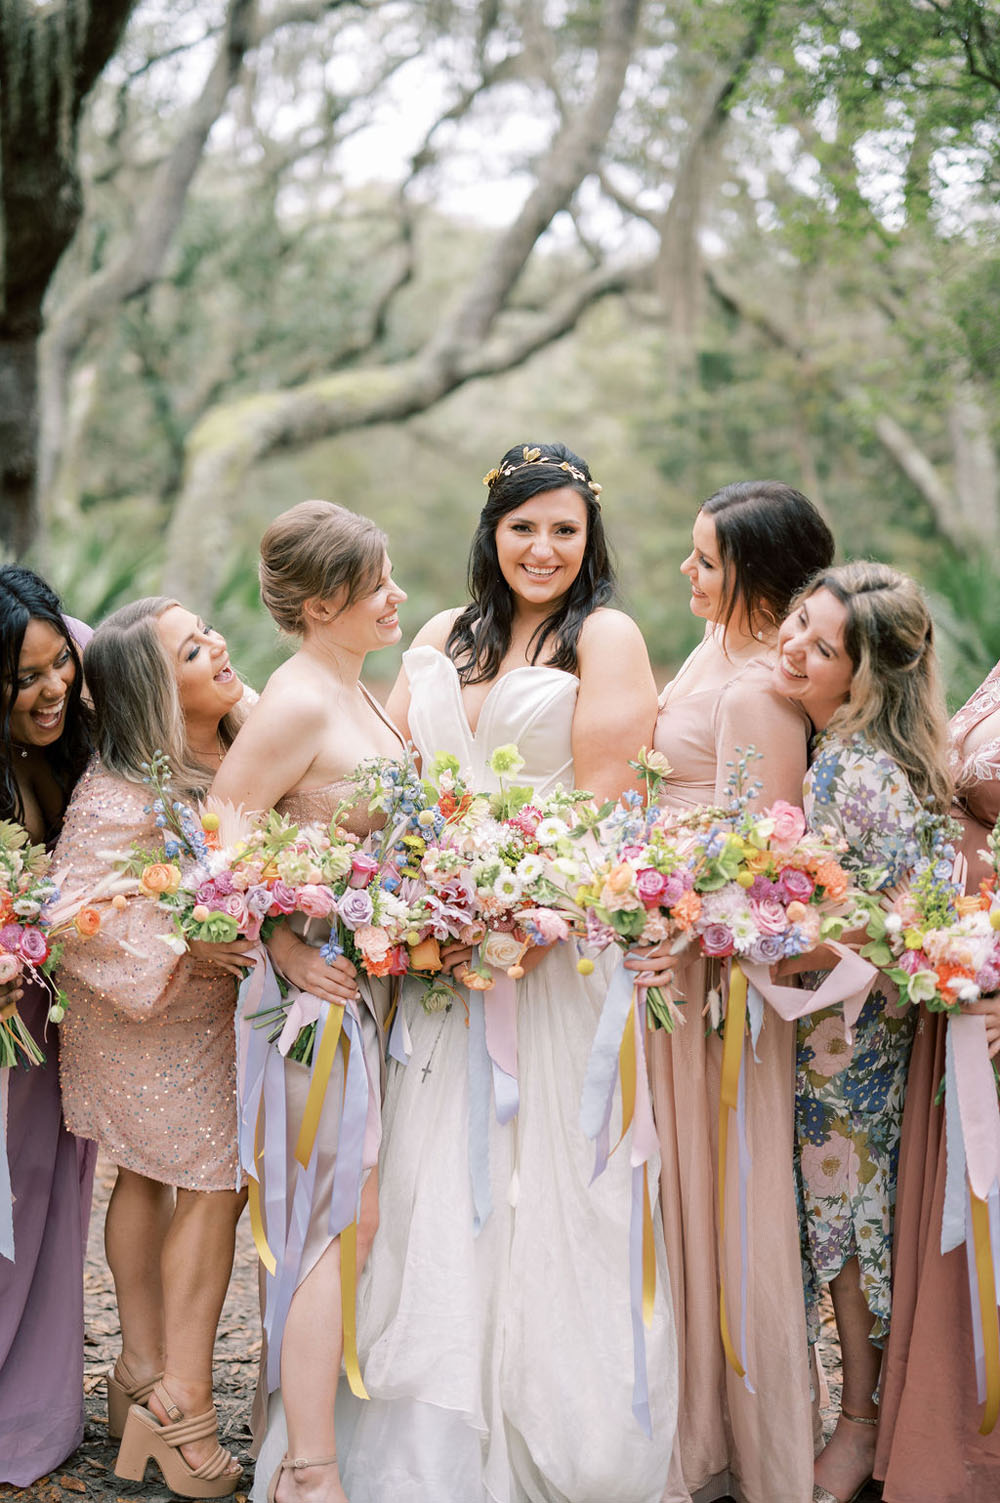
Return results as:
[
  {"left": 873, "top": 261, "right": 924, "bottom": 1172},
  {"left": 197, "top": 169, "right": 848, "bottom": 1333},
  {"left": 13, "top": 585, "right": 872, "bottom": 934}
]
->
[
  {"left": 0, "top": 820, "right": 120, "bottom": 1064},
  {"left": 862, "top": 813, "right": 998, "bottom": 1014},
  {"left": 400, "top": 746, "right": 592, "bottom": 1011}
]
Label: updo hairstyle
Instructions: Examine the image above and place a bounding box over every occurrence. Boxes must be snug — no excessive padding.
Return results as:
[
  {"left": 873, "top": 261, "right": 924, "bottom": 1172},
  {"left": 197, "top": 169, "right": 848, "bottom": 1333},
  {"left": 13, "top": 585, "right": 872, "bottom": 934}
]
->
[{"left": 259, "top": 501, "right": 387, "bottom": 635}]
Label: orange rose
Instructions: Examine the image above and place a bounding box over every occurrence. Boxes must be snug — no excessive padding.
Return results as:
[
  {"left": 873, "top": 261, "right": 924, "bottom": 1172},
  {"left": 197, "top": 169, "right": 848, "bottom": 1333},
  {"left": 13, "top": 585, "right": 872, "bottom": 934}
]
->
[
  {"left": 606, "top": 863, "right": 635, "bottom": 896},
  {"left": 955, "top": 894, "right": 988, "bottom": 917},
  {"left": 408, "top": 936, "right": 443, "bottom": 973},
  {"left": 814, "top": 861, "right": 849, "bottom": 902},
  {"left": 671, "top": 890, "right": 702, "bottom": 930},
  {"left": 139, "top": 862, "right": 182, "bottom": 898},
  {"left": 743, "top": 848, "right": 774, "bottom": 875},
  {"left": 73, "top": 906, "right": 102, "bottom": 938},
  {"left": 458, "top": 966, "right": 495, "bottom": 991}
]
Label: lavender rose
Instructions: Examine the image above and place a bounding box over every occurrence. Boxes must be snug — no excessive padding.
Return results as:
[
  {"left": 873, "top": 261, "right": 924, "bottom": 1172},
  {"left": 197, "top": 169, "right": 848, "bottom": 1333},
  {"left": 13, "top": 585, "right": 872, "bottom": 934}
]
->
[
  {"left": 338, "top": 888, "right": 374, "bottom": 931},
  {"left": 268, "top": 880, "right": 298, "bottom": 916},
  {"left": 18, "top": 926, "right": 50, "bottom": 964},
  {"left": 747, "top": 932, "right": 785, "bottom": 965},
  {"left": 777, "top": 867, "right": 815, "bottom": 904},
  {"left": 196, "top": 880, "right": 220, "bottom": 906}
]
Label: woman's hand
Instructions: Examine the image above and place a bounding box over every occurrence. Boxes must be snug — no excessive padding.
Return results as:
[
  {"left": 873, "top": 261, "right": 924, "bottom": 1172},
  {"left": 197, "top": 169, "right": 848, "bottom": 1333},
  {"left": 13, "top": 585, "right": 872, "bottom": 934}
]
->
[
  {"left": 624, "top": 940, "right": 679, "bottom": 992},
  {"left": 266, "top": 924, "right": 359, "bottom": 1004},
  {"left": 964, "top": 995, "right": 1000, "bottom": 1058},
  {"left": 0, "top": 976, "right": 24, "bottom": 1012},
  {"left": 439, "top": 943, "right": 475, "bottom": 977},
  {"left": 188, "top": 938, "right": 259, "bottom": 978}
]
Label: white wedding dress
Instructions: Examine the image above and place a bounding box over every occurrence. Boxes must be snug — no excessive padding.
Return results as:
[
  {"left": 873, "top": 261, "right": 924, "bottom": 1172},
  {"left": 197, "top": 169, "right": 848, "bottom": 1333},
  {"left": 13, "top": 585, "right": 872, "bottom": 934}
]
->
[{"left": 330, "top": 645, "right": 678, "bottom": 1503}]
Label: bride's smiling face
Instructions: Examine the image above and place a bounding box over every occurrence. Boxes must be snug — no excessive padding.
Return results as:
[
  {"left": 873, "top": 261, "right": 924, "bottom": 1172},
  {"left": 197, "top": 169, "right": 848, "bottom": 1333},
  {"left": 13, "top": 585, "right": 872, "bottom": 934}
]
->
[{"left": 494, "top": 488, "right": 589, "bottom": 608}]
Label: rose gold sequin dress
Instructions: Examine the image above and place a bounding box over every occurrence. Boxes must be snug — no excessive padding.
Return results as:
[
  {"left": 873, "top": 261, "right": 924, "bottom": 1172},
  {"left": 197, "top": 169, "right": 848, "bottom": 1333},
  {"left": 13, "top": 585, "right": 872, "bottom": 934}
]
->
[{"left": 56, "top": 762, "right": 239, "bottom": 1191}]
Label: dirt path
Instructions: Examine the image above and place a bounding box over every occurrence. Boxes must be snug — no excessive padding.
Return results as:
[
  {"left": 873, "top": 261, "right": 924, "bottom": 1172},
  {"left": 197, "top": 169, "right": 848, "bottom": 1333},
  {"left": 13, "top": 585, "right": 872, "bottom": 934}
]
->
[{"left": 2, "top": 1155, "right": 880, "bottom": 1502}]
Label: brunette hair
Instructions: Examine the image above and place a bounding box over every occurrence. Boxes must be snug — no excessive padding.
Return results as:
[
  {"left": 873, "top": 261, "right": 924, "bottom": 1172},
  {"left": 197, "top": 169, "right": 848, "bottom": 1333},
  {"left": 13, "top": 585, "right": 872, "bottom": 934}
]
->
[
  {"left": 700, "top": 481, "right": 835, "bottom": 643},
  {"left": 445, "top": 441, "right": 613, "bottom": 684},
  {"left": 259, "top": 500, "right": 388, "bottom": 634},
  {"left": 795, "top": 561, "right": 952, "bottom": 812},
  {"left": 0, "top": 565, "right": 93, "bottom": 829},
  {"left": 85, "top": 598, "right": 247, "bottom": 800}
]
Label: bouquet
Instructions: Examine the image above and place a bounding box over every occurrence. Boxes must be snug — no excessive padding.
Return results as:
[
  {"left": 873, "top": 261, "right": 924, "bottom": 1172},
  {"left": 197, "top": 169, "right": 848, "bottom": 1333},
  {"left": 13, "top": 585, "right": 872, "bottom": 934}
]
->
[{"left": 0, "top": 819, "right": 120, "bottom": 1065}]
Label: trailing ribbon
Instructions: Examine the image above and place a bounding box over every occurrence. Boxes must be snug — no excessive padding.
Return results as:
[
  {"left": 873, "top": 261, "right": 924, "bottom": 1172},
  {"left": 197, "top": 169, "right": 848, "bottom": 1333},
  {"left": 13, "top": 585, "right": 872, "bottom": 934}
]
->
[
  {"left": 580, "top": 957, "right": 660, "bottom": 1434},
  {"left": 467, "top": 990, "right": 493, "bottom": 1233},
  {"left": 387, "top": 996, "right": 412, "bottom": 1065},
  {"left": 235, "top": 956, "right": 380, "bottom": 1401},
  {"left": 718, "top": 962, "right": 748, "bottom": 1382},
  {"left": 484, "top": 969, "right": 519, "bottom": 1125},
  {"left": 0, "top": 1068, "right": 12, "bottom": 1262},
  {"left": 739, "top": 941, "right": 877, "bottom": 1042},
  {"left": 942, "top": 1012, "right": 1000, "bottom": 1434}
]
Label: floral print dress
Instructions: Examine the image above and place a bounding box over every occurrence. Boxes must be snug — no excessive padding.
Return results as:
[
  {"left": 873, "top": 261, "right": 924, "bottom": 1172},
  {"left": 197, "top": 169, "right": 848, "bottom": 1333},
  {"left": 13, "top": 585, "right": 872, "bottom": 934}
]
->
[{"left": 795, "top": 730, "right": 923, "bottom": 1345}]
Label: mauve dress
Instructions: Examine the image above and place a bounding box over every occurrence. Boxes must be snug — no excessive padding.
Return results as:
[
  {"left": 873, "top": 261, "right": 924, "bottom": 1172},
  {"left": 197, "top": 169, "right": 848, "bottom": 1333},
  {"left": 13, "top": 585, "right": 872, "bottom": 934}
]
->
[
  {"left": 0, "top": 613, "right": 98, "bottom": 1485},
  {"left": 873, "top": 663, "right": 1000, "bottom": 1501},
  {"left": 650, "top": 650, "right": 814, "bottom": 1503}
]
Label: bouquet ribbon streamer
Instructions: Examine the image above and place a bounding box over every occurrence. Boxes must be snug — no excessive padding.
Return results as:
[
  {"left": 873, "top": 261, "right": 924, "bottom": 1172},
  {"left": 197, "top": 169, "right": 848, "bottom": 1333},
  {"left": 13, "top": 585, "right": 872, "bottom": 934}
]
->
[
  {"left": 468, "top": 968, "right": 520, "bottom": 1234},
  {"left": 717, "top": 945, "right": 878, "bottom": 1387},
  {"left": 580, "top": 958, "right": 659, "bottom": 1436},
  {"left": 236, "top": 947, "right": 381, "bottom": 1400}
]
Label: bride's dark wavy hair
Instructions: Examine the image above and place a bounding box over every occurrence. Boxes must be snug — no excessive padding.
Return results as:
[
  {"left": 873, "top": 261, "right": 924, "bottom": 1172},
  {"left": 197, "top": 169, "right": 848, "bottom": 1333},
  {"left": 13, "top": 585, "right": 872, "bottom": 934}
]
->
[
  {"left": 0, "top": 565, "right": 93, "bottom": 828},
  {"left": 445, "top": 442, "right": 613, "bottom": 684}
]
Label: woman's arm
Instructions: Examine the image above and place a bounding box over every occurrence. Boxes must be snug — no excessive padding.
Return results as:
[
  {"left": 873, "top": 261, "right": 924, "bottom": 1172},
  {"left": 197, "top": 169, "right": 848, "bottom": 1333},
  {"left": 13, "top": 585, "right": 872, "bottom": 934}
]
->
[
  {"left": 212, "top": 679, "right": 325, "bottom": 811},
  {"left": 572, "top": 610, "right": 658, "bottom": 803}
]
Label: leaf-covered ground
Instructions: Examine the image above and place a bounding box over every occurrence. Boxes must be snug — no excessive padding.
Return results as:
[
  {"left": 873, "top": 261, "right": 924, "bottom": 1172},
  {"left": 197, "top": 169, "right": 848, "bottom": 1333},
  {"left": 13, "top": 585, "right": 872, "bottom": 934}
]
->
[{"left": 2, "top": 1155, "right": 880, "bottom": 1501}]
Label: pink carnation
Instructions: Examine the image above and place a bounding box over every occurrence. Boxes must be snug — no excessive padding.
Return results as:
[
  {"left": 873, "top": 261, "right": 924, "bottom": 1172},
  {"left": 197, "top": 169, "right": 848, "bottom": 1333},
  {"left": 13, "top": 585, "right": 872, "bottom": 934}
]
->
[
  {"left": 356, "top": 924, "right": 390, "bottom": 963},
  {"left": 509, "top": 806, "right": 542, "bottom": 838}
]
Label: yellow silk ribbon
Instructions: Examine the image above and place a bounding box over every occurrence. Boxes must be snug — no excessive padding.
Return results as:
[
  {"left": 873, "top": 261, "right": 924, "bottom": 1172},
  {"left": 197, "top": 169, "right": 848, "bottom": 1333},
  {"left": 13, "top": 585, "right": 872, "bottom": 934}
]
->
[
  {"left": 294, "top": 1001, "right": 345, "bottom": 1169},
  {"left": 612, "top": 993, "right": 638, "bottom": 1155},
  {"left": 248, "top": 1092, "right": 277, "bottom": 1275},
  {"left": 340, "top": 1216, "right": 369, "bottom": 1399},
  {"left": 970, "top": 1190, "right": 1000, "bottom": 1434},
  {"left": 717, "top": 962, "right": 747, "bottom": 1379}
]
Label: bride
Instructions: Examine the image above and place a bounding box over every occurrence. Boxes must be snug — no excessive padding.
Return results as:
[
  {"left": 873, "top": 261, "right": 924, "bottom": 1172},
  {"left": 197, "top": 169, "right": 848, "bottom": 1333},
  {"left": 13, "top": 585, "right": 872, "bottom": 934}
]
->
[{"left": 338, "top": 443, "right": 679, "bottom": 1503}]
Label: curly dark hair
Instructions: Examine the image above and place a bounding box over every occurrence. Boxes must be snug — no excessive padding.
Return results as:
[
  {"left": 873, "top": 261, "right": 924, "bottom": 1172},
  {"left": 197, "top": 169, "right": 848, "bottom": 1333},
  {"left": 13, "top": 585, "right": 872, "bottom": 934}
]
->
[
  {"left": 0, "top": 566, "right": 93, "bottom": 832},
  {"left": 445, "top": 442, "right": 614, "bottom": 684}
]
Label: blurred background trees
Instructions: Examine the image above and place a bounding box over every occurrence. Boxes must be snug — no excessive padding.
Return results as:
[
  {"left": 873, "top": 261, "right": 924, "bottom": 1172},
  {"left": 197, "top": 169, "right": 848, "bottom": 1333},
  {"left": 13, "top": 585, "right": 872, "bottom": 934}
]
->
[{"left": 3, "top": 0, "right": 999, "bottom": 698}]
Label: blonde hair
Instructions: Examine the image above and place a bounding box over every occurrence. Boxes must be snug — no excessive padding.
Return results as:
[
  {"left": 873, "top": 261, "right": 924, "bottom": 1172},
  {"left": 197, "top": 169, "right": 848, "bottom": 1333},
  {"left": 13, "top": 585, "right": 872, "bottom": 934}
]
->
[
  {"left": 84, "top": 598, "right": 247, "bottom": 799},
  {"left": 795, "top": 561, "right": 952, "bottom": 813},
  {"left": 259, "top": 501, "right": 387, "bottom": 635}
]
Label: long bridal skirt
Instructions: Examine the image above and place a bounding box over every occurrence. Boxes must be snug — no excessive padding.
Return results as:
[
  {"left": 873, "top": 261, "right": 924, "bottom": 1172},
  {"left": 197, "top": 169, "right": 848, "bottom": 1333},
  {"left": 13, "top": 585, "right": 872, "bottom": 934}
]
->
[
  {"left": 338, "top": 944, "right": 679, "bottom": 1503},
  {"left": 0, "top": 984, "right": 95, "bottom": 1484},
  {"left": 874, "top": 1007, "right": 1000, "bottom": 1501},
  {"left": 649, "top": 954, "right": 813, "bottom": 1503}
]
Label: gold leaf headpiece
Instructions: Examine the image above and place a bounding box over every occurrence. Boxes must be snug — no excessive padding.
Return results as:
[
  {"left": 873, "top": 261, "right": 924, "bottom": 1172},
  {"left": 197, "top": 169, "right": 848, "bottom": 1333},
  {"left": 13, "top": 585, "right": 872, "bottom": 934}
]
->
[{"left": 482, "top": 446, "right": 602, "bottom": 500}]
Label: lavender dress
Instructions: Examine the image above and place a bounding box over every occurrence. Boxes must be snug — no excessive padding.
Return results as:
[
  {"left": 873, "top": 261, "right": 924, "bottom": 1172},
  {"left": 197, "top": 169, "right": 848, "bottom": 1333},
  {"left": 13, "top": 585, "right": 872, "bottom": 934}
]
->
[
  {"left": 0, "top": 612, "right": 97, "bottom": 1484},
  {"left": 0, "top": 984, "right": 97, "bottom": 1483}
]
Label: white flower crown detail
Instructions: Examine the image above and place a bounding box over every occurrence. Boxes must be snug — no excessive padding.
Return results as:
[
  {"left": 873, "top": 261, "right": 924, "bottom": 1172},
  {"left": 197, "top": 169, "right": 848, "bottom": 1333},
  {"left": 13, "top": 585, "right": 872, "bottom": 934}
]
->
[{"left": 482, "top": 446, "right": 602, "bottom": 499}]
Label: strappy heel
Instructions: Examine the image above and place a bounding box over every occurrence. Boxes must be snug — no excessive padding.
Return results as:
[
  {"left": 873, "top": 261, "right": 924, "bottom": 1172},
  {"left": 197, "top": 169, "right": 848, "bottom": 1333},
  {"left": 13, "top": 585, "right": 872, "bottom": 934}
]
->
[
  {"left": 114, "top": 1380, "right": 241, "bottom": 1499},
  {"left": 812, "top": 1409, "right": 878, "bottom": 1503},
  {"left": 266, "top": 1454, "right": 338, "bottom": 1503},
  {"left": 105, "top": 1355, "right": 163, "bottom": 1440}
]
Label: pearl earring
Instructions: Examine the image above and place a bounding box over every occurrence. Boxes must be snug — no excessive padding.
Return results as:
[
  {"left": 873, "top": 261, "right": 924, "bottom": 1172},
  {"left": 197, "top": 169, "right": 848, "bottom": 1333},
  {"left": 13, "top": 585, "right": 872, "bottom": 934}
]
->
[{"left": 755, "top": 629, "right": 764, "bottom": 641}]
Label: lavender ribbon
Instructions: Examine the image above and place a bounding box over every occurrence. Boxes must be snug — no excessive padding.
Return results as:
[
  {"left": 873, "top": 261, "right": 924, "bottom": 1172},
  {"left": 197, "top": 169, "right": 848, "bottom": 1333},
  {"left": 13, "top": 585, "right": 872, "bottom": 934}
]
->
[
  {"left": 468, "top": 990, "right": 493, "bottom": 1234},
  {"left": 387, "top": 997, "right": 412, "bottom": 1065},
  {"left": 580, "top": 960, "right": 634, "bottom": 1182},
  {"left": 484, "top": 970, "right": 519, "bottom": 1125},
  {"left": 0, "top": 1069, "right": 12, "bottom": 1261}
]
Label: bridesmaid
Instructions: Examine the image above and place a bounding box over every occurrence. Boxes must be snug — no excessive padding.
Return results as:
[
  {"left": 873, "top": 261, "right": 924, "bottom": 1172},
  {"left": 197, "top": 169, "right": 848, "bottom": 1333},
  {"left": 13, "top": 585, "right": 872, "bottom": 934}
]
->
[
  {"left": 0, "top": 566, "right": 97, "bottom": 1485},
  {"left": 627, "top": 479, "right": 835, "bottom": 1503},
  {"left": 57, "top": 599, "right": 255, "bottom": 1499},
  {"left": 873, "top": 659, "right": 1000, "bottom": 1501},
  {"left": 769, "top": 562, "right": 953, "bottom": 1503},
  {"left": 210, "top": 500, "right": 408, "bottom": 1503}
]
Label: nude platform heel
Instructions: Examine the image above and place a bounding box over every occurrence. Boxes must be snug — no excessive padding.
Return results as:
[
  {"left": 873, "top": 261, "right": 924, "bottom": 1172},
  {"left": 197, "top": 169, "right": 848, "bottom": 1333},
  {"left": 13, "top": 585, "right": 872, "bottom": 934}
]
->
[
  {"left": 114, "top": 1380, "right": 240, "bottom": 1499},
  {"left": 105, "top": 1355, "right": 163, "bottom": 1440},
  {"left": 266, "top": 1454, "right": 339, "bottom": 1503}
]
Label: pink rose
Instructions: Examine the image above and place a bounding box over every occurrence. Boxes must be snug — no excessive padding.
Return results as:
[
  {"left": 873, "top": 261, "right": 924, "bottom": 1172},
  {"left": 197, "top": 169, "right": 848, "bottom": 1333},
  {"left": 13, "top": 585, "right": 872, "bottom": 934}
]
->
[
  {"left": 268, "top": 880, "right": 298, "bottom": 916},
  {"left": 524, "top": 909, "right": 570, "bottom": 944},
  {"left": 700, "top": 923, "right": 735, "bottom": 958},
  {"left": 749, "top": 897, "right": 788, "bottom": 936},
  {"left": 0, "top": 952, "right": 22, "bottom": 984},
  {"left": 621, "top": 845, "right": 645, "bottom": 863},
  {"left": 661, "top": 872, "right": 690, "bottom": 907},
  {"left": 18, "top": 926, "right": 50, "bottom": 965},
  {"left": 297, "top": 884, "right": 337, "bottom": 919},
  {"left": 768, "top": 800, "right": 807, "bottom": 851},
  {"left": 196, "top": 880, "right": 220, "bottom": 906},
  {"left": 898, "top": 948, "right": 928, "bottom": 976},
  {"left": 221, "top": 893, "right": 249, "bottom": 925},
  {"left": 635, "top": 869, "right": 667, "bottom": 907},
  {"left": 777, "top": 867, "right": 815, "bottom": 904},
  {"left": 349, "top": 852, "right": 380, "bottom": 888}
]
